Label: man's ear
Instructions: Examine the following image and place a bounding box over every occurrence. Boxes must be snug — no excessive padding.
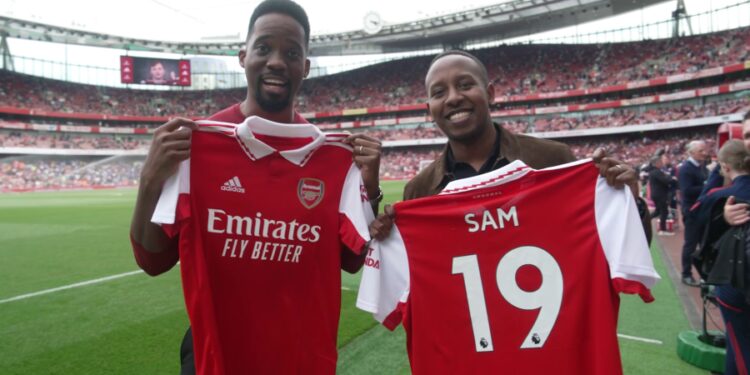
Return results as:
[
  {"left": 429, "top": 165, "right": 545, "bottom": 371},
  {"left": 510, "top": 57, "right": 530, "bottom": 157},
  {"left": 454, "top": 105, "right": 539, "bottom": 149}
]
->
[
  {"left": 304, "top": 58, "right": 310, "bottom": 78},
  {"left": 238, "top": 47, "right": 247, "bottom": 68},
  {"left": 486, "top": 82, "right": 496, "bottom": 103}
]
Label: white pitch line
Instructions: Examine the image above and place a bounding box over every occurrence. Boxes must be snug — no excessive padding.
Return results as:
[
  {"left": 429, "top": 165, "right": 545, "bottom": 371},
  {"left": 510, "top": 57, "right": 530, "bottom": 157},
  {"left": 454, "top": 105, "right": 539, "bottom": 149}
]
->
[
  {"left": 617, "top": 333, "right": 663, "bottom": 345},
  {"left": 0, "top": 277, "right": 669, "bottom": 346},
  {"left": 1, "top": 268, "right": 356, "bottom": 305},
  {"left": 0, "top": 270, "right": 144, "bottom": 305}
]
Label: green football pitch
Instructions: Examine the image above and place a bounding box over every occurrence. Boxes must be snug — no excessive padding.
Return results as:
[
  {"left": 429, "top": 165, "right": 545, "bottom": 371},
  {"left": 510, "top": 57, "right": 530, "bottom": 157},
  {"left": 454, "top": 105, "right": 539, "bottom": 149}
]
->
[{"left": 0, "top": 183, "right": 707, "bottom": 374}]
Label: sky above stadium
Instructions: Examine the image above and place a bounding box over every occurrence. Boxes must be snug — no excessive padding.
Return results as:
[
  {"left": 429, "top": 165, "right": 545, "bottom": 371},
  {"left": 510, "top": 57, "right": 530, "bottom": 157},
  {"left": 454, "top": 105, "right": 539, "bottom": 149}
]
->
[{"left": 1, "top": 0, "right": 507, "bottom": 42}]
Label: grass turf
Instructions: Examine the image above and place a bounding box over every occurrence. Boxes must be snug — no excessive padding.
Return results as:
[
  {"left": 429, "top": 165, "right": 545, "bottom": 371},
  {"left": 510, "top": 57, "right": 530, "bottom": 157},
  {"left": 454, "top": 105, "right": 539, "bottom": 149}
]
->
[{"left": 0, "top": 186, "right": 708, "bottom": 374}]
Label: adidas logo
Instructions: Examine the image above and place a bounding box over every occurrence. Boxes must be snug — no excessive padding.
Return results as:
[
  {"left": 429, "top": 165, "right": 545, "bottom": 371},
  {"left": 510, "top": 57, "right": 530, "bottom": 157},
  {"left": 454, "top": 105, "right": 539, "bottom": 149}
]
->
[{"left": 221, "top": 176, "right": 246, "bottom": 193}]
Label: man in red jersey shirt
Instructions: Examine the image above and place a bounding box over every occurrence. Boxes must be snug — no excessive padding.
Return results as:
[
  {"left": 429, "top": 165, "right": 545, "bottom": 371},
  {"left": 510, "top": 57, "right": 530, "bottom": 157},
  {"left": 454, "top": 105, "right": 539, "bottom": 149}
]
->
[{"left": 129, "top": 1, "right": 382, "bottom": 373}]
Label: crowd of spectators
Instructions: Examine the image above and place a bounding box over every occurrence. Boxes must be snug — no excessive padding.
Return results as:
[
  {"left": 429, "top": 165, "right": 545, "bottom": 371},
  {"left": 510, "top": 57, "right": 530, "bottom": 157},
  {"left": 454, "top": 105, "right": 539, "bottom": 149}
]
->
[
  {"left": 566, "top": 130, "right": 716, "bottom": 167},
  {"left": 379, "top": 129, "right": 716, "bottom": 180},
  {"left": 0, "top": 127, "right": 721, "bottom": 188},
  {"left": 1, "top": 96, "right": 745, "bottom": 148},
  {"left": 344, "top": 97, "right": 747, "bottom": 139},
  {"left": 0, "top": 27, "right": 747, "bottom": 117},
  {"left": 2, "top": 25, "right": 747, "bottom": 189},
  {"left": 1, "top": 158, "right": 142, "bottom": 191},
  {"left": 0, "top": 131, "right": 150, "bottom": 150},
  {"left": 300, "top": 26, "right": 749, "bottom": 111},
  {"left": 530, "top": 98, "right": 747, "bottom": 132}
]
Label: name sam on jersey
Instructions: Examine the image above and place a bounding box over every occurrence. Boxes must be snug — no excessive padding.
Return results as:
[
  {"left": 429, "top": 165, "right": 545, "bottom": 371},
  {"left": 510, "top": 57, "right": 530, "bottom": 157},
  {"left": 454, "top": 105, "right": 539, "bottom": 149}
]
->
[
  {"left": 464, "top": 205, "right": 519, "bottom": 232},
  {"left": 206, "top": 208, "right": 321, "bottom": 264}
]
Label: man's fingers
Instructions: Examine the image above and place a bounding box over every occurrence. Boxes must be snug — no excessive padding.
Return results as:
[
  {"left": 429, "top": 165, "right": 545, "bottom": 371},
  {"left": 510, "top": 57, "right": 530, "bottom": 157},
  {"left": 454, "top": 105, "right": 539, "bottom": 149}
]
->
[
  {"left": 384, "top": 204, "right": 395, "bottom": 218},
  {"left": 727, "top": 196, "right": 737, "bottom": 205},
  {"left": 369, "top": 211, "right": 394, "bottom": 240},
  {"left": 161, "top": 140, "right": 192, "bottom": 152},
  {"left": 592, "top": 148, "right": 606, "bottom": 163},
  {"left": 163, "top": 127, "right": 194, "bottom": 141},
  {"left": 345, "top": 133, "right": 380, "bottom": 144},
  {"left": 348, "top": 134, "right": 383, "bottom": 153},
  {"left": 158, "top": 118, "right": 197, "bottom": 133},
  {"left": 164, "top": 149, "right": 191, "bottom": 162}
]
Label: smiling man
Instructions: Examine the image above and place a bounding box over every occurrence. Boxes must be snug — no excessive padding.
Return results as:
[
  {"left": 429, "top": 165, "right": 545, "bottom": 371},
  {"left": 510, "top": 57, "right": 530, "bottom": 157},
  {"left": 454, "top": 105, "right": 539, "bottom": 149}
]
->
[
  {"left": 129, "top": 1, "right": 381, "bottom": 374},
  {"left": 404, "top": 50, "right": 576, "bottom": 199},
  {"left": 368, "top": 50, "right": 651, "bottom": 243}
]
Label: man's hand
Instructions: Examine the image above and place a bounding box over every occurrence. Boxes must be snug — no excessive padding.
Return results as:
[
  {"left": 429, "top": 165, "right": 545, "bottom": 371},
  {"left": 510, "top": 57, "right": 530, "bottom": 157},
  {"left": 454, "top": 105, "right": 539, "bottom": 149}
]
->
[
  {"left": 130, "top": 118, "right": 196, "bottom": 265},
  {"left": 592, "top": 148, "right": 639, "bottom": 198},
  {"left": 724, "top": 196, "right": 750, "bottom": 226},
  {"left": 345, "top": 133, "right": 382, "bottom": 200},
  {"left": 369, "top": 204, "right": 395, "bottom": 241},
  {"left": 140, "top": 118, "right": 197, "bottom": 188}
]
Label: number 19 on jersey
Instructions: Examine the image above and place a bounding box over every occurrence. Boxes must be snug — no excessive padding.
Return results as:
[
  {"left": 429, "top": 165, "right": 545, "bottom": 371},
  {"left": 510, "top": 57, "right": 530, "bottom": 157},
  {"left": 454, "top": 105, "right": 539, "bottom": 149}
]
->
[{"left": 452, "top": 246, "right": 563, "bottom": 352}]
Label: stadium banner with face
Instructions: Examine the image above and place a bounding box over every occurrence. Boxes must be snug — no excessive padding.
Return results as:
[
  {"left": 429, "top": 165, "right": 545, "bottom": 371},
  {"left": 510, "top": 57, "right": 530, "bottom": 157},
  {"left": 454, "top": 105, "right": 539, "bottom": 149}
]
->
[{"left": 120, "top": 56, "right": 191, "bottom": 86}]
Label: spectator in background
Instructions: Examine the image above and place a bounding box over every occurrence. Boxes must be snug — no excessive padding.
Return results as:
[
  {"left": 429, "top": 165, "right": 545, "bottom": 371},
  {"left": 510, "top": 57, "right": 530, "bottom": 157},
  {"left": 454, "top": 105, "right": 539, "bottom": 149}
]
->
[
  {"left": 722, "top": 115, "right": 750, "bottom": 228},
  {"left": 649, "top": 155, "right": 677, "bottom": 235},
  {"left": 690, "top": 139, "right": 750, "bottom": 375},
  {"left": 677, "top": 140, "right": 709, "bottom": 286},
  {"left": 661, "top": 151, "right": 678, "bottom": 214}
]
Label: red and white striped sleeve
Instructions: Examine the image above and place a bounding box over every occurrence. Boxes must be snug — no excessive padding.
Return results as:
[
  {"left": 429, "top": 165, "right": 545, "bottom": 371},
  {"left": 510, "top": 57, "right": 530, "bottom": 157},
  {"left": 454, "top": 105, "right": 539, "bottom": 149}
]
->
[
  {"left": 338, "top": 163, "right": 374, "bottom": 254},
  {"left": 356, "top": 224, "right": 411, "bottom": 330},
  {"left": 594, "top": 176, "right": 661, "bottom": 302},
  {"left": 151, "top": 159, "right": 191, "bottom": 237}
]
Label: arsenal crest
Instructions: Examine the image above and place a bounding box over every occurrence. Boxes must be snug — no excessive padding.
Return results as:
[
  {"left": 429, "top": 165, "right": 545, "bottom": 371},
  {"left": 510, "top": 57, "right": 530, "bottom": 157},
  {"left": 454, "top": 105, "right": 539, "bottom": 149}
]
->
[{"left": 298, "top": 178, "right": 325, "bottom": 209}]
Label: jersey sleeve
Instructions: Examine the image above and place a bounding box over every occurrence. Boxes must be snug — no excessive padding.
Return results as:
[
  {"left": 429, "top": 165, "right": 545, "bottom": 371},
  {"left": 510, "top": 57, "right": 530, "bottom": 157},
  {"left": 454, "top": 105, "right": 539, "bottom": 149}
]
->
[
  {"left": 338, "top": 163, "right": 374, "bottom": 254},
  {"left": 151, "top": 159, "right": 191, "bottom": 237},
  {"left": 356, "top": 224, "right": 411, "bottom": 330},
  {"left": 594, "top": 177, "right": 660, "bottom": 302}
]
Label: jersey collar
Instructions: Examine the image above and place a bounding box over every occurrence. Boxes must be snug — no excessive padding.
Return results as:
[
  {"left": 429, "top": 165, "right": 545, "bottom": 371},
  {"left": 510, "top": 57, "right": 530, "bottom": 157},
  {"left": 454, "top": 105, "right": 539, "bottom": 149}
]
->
[
  {"left": 235, "top": 116, "right": 325, "bottom": 166},
  {"left": 440, "top": 160, "right": 532, "bottom": 195}
]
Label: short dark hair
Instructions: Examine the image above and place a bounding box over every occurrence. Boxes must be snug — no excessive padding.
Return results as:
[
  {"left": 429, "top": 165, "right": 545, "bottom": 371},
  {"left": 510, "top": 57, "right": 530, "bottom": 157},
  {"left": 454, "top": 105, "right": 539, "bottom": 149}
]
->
[
  {"left": 247, "top": 0, "right": 310, "bottom": 47},
  {"left": 429, "top": 50, "right": 489, "bottom": 85}
]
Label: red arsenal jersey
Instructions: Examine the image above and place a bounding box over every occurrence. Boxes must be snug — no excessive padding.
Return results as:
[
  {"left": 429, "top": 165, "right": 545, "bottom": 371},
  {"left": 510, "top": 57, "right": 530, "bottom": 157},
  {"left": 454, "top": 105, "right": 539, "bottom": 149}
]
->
[
  {"left": 152, "top": 116, "right": 373, "bottom": 375},
  {"left": 357, "top": 159, "right": 659, "bottom": 375}
]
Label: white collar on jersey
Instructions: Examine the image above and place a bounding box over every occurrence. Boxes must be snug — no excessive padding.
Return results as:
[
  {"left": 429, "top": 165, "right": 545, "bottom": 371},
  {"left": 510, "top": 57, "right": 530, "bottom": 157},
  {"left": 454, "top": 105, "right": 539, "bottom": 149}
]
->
[
  {"left": 197, "top": 116, "right": 325, "bottom": 166},
  {"left": 440, "top": 160, "right": 532, "bottom": 195},
  {"left": 439, "top": 159, "right": 593, "bottom": 195}
]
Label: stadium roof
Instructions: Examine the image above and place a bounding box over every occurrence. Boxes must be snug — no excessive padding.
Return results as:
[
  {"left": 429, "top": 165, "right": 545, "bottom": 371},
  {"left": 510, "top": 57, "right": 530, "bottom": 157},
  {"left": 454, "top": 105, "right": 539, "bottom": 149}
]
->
[{"left": 0, "top": 0, "right": 671, "bottom": 56}]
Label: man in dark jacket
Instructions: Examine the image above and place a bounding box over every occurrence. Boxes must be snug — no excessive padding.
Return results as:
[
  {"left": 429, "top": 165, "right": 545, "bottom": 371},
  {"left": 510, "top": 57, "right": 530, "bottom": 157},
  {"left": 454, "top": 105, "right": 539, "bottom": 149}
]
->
[
  {"left": 649, "top": 156, "right": 676, "bottom": 235},
  {"left": 678, "top": 140, "right": 709, "bottom": 286},
  {"left": 371, "top": 50, "right": 652, "bottom": 243}
]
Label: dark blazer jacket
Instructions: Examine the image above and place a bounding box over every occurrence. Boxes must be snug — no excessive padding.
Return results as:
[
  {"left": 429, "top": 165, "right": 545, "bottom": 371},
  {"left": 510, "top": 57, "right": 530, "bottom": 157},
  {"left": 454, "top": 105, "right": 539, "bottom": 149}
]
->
[
  {"left": 404, "top": 125, "right": 575, "bottom": 200},
  {"left": 678, "top": 160, "right": 707, "bottom": 211}
]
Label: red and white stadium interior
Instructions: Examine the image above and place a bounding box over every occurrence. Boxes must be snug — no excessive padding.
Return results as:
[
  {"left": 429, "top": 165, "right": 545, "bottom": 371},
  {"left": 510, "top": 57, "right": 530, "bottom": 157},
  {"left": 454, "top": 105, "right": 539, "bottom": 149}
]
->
[{"left": 0, "top": 0, "right": 748, "bottom": 192}]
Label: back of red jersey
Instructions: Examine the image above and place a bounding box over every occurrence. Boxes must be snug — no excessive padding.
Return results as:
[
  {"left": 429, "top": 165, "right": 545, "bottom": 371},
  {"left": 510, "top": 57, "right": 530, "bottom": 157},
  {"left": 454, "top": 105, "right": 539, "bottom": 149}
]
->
[
  {"left": 153, "top": 116, "right": 373, "bottom": 374},
  {"left": 357, "top": 159, "right": 659, "bottom": 375}
]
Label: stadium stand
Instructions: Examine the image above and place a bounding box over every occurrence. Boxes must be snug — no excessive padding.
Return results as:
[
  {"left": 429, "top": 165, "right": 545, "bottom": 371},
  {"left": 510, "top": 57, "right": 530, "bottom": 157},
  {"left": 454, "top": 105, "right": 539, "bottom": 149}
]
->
[
  {"left": 0, "top": 130, "right": 150, "bottom": 150},
  {"left": 0, "top": 156, "right": 142, "bottom": 191},
  {"left": 0, "top": 27, "right": 747, "bottom": 119},
  {"left": 1, "top": 24, "right": 748, "bottom": 191}
]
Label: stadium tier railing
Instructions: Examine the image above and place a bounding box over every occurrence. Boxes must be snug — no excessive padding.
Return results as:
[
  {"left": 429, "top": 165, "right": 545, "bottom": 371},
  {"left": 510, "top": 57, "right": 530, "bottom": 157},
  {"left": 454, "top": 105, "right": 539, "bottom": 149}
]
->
[
  {"left": 302, "top": 61, "right": 750, "bottom": 119},
  {"left": 1, "top": 113, "right": 743, "bottom": 154},
  {"left": 1, "top": 61, "right": 748, "bottom": 125},
  {"left": 1, "top": 80, "right": 748, "bottom": 135}
]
